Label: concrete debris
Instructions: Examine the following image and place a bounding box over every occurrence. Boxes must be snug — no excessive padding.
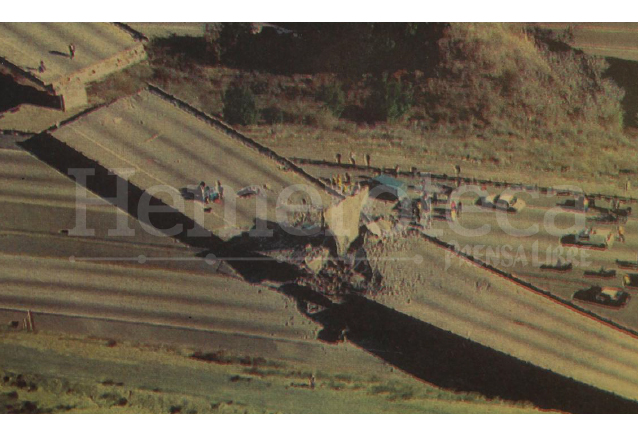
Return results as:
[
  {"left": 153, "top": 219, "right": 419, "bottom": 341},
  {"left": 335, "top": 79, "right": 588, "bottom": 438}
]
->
[
  {"left": 323, "top": 187, "right": 369, "bottom": 256},
  {"left": 304, "top": 247, "right": 331, "bottom": 274}
]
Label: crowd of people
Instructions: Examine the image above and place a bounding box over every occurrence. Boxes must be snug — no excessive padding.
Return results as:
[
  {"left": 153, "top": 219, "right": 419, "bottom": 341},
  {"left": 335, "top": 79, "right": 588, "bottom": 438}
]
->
[
  {"left": 330, "top": 173, "right": 362, "bottom": 196},
  {"left": 198, "top": 180, "right": 224, "bottom": 204},
  {"left": 335, "top": 152, "right": 373, "bottom": 168}
]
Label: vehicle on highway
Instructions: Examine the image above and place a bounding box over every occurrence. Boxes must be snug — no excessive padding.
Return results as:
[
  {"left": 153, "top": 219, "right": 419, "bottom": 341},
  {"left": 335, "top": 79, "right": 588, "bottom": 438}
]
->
[
  {"left": 540, "top": 260, "right": 572, "bottom": 272},
  {"left": 616, "top": 260, "right": 638, "bottom": 271},
  {"left": 584, "top": 267, "right": 616, "bottom": 279},
  {"left": 623, "top": 273, "right": 638, "bottom": 290},
  {"left": 573, "top": 286, "right": 630, "bottom": 308},
  {"left": 556, "top": 195, "right": 593, "bottom": 212},
  {"left": 591, "top": 212, "right": 628, "bottom": 225},
  {"left": 560, "top": 228, "right": 614, "bottom": 250},
  {"left": 476, "top": 191, "right": 526, "bottom": 213},
  {"left": 370, "top": 175, "right": 408, "bottom": 201}
]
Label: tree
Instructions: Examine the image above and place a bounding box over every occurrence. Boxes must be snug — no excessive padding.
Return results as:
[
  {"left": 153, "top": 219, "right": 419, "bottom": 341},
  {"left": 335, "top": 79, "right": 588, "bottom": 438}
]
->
[
  {"left": 222, "top": 85, "right": 258, "bottom": 125},
  {"left": 261, "top": 106, "right": 285, "bottom": 124},
  {"left": 316, "top": 82, "right": 346, "bottom": 117},
  {"left": 365, "top": 75, "right": 414, "bottom": 122},
  {"left": 204, "top": 23, "right": 222, "bottom": 65}
]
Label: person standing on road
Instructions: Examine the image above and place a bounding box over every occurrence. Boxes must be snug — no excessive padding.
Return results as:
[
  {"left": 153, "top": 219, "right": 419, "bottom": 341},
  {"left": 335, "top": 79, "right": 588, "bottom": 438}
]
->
[
  {"left": 199, "top": 181, "right": 206, "bottom": 202},
  {"left": 450, "top": 200, "right": 457, "bottom": 222},
  {"left": 38, "top": 60, "right": 46, "bottom": 73},
  {"left": 415, "top": 199, "right": 422, "bottom": 225},
  {"left": 350, "top": 152, "right": 356, "bottom": 167},
  {"left": 69, "top": 43, "right": 76, "bottom": 59},
  {"left": 423, "top": 196, "right": 432, "bottom": 229},
  {"left": 454, "top": 164, "right": 461, "bottom": 187},
  {"left": 618, "top": 224, "right": 626, "bottom": 243},
  {"left": 365, "top": 153, "right": 371, "bottom": 168},
  {"left": 216, "top": 180, "right": 224, "bottom": 201}
]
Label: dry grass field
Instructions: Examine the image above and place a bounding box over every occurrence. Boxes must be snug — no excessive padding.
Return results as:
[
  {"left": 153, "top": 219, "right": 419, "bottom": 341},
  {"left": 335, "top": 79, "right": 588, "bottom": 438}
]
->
[
  {"left": 0, "top": 330, "right": 543, "bottom": 414},
  {"left": 124, "top": 23, "right": 208, "bottom": 39},
  {"left": 535, "top": 23, "right": 638, "bottom": 61}
]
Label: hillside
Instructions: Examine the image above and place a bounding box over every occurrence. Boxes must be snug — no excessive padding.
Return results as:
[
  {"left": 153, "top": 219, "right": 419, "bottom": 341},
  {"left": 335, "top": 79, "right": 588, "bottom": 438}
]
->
[
  {"left": 97, "top": 22, "right": 638, "bottom": 195},
  {"left": 426, "top": 23, "right": 625, "bottom": 140}
]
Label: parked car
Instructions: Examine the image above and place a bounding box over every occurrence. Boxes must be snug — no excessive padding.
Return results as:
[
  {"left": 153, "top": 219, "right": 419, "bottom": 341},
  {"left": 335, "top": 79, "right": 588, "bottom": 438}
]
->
[
  {"left": 584, "top": 267, "right": 616, "bottom": 279},
  {"left": 616, "top": 260, "right": 638, "bottom": 271},
  {"left": 623, "top": 274, "right": 638, "bottom": 290},
  {"left": 573, "top": 286, "right": 630, "bottom": 308},
  {"left": 560, "top": 228, "right": 614, "bottom": 250},
  {"left": 540, "top": 261, "right": 572, "bottom": 272},
  {"left": 477, "top": 191, "right": 526, "bottom": 213}
]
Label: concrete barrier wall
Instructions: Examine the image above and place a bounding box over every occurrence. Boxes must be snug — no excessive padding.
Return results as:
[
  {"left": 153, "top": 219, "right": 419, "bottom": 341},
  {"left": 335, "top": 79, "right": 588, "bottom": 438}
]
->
[
  {"left": 59, "top": 83, "right": 88, "bottom": 111},
  {"left": 0, "top": 56, "right": 49, "bottom": 90},
  {"left": 52, "top": 44, "right": 147, "bottom": 94}
]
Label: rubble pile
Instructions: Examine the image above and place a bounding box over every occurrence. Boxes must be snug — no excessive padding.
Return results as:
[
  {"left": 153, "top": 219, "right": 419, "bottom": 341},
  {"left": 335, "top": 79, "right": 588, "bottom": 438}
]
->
[{"left": 364, "top": 232, "right": 432, "bottom": 298}]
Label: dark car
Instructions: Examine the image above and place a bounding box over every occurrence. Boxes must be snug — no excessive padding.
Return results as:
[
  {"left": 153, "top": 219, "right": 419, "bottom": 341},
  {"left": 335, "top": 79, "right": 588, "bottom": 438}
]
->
[
  {"left": 477, "top": 191, "right": 526, "bottom": 213},
  {"left": 623, "top": 274, "right": 638, "bottom": 290},
  {"left": 573, "top": 286, "right": 630, "bottom": 309}
]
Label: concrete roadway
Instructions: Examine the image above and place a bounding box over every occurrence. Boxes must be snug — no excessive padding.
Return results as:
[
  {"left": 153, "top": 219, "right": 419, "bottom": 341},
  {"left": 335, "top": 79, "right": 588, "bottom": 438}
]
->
[
  {"left": 371, "top": 234, "right": 638, "bottom": 403},
  {"left": 0, "top": 146, "right": 395, "bottom": 376},
  {"left": 50, "top": 90, "right": 336, "bottom": 238},
  {"left": 0, "top": 23, "right": 140, "bottom": 85},
  {"left": 431, "top": 190, "right": 638, "bottom": 331}
]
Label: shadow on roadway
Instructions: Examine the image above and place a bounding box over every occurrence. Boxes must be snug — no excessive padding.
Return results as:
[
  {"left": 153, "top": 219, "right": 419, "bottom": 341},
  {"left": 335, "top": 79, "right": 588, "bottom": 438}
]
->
[
  {"left": 18, "top": 133, "right": 305, "bottom": 284},
  {"left": 282, "top": 286, "right": 638, "bottom": 414}
]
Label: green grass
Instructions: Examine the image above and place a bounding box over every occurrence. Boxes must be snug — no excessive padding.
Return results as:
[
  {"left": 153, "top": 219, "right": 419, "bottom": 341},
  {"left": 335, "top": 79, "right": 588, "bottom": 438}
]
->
[{"left": 0, "top": 329, "right": 543, "bottom": 413}]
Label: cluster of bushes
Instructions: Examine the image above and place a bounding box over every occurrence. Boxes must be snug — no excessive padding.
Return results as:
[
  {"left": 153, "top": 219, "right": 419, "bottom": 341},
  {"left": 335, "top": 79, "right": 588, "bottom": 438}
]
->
[
  {"left": 365, "top": 75, "right": 414, "bottom": 122},
  {"left": 222, "top": 85, "right": 258, "bottom": 125},
  {"left": 223, "top": 75, "right": 414, "bottom": 126},
  {"left": 203, "top": 23, "right": 430, "bottom": 125}
]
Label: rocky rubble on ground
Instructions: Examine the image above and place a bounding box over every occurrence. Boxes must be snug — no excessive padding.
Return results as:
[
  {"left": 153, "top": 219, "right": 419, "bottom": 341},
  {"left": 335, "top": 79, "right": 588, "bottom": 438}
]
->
[{"left": 364, "top": 231, "right": 431, "bottom": 298}]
